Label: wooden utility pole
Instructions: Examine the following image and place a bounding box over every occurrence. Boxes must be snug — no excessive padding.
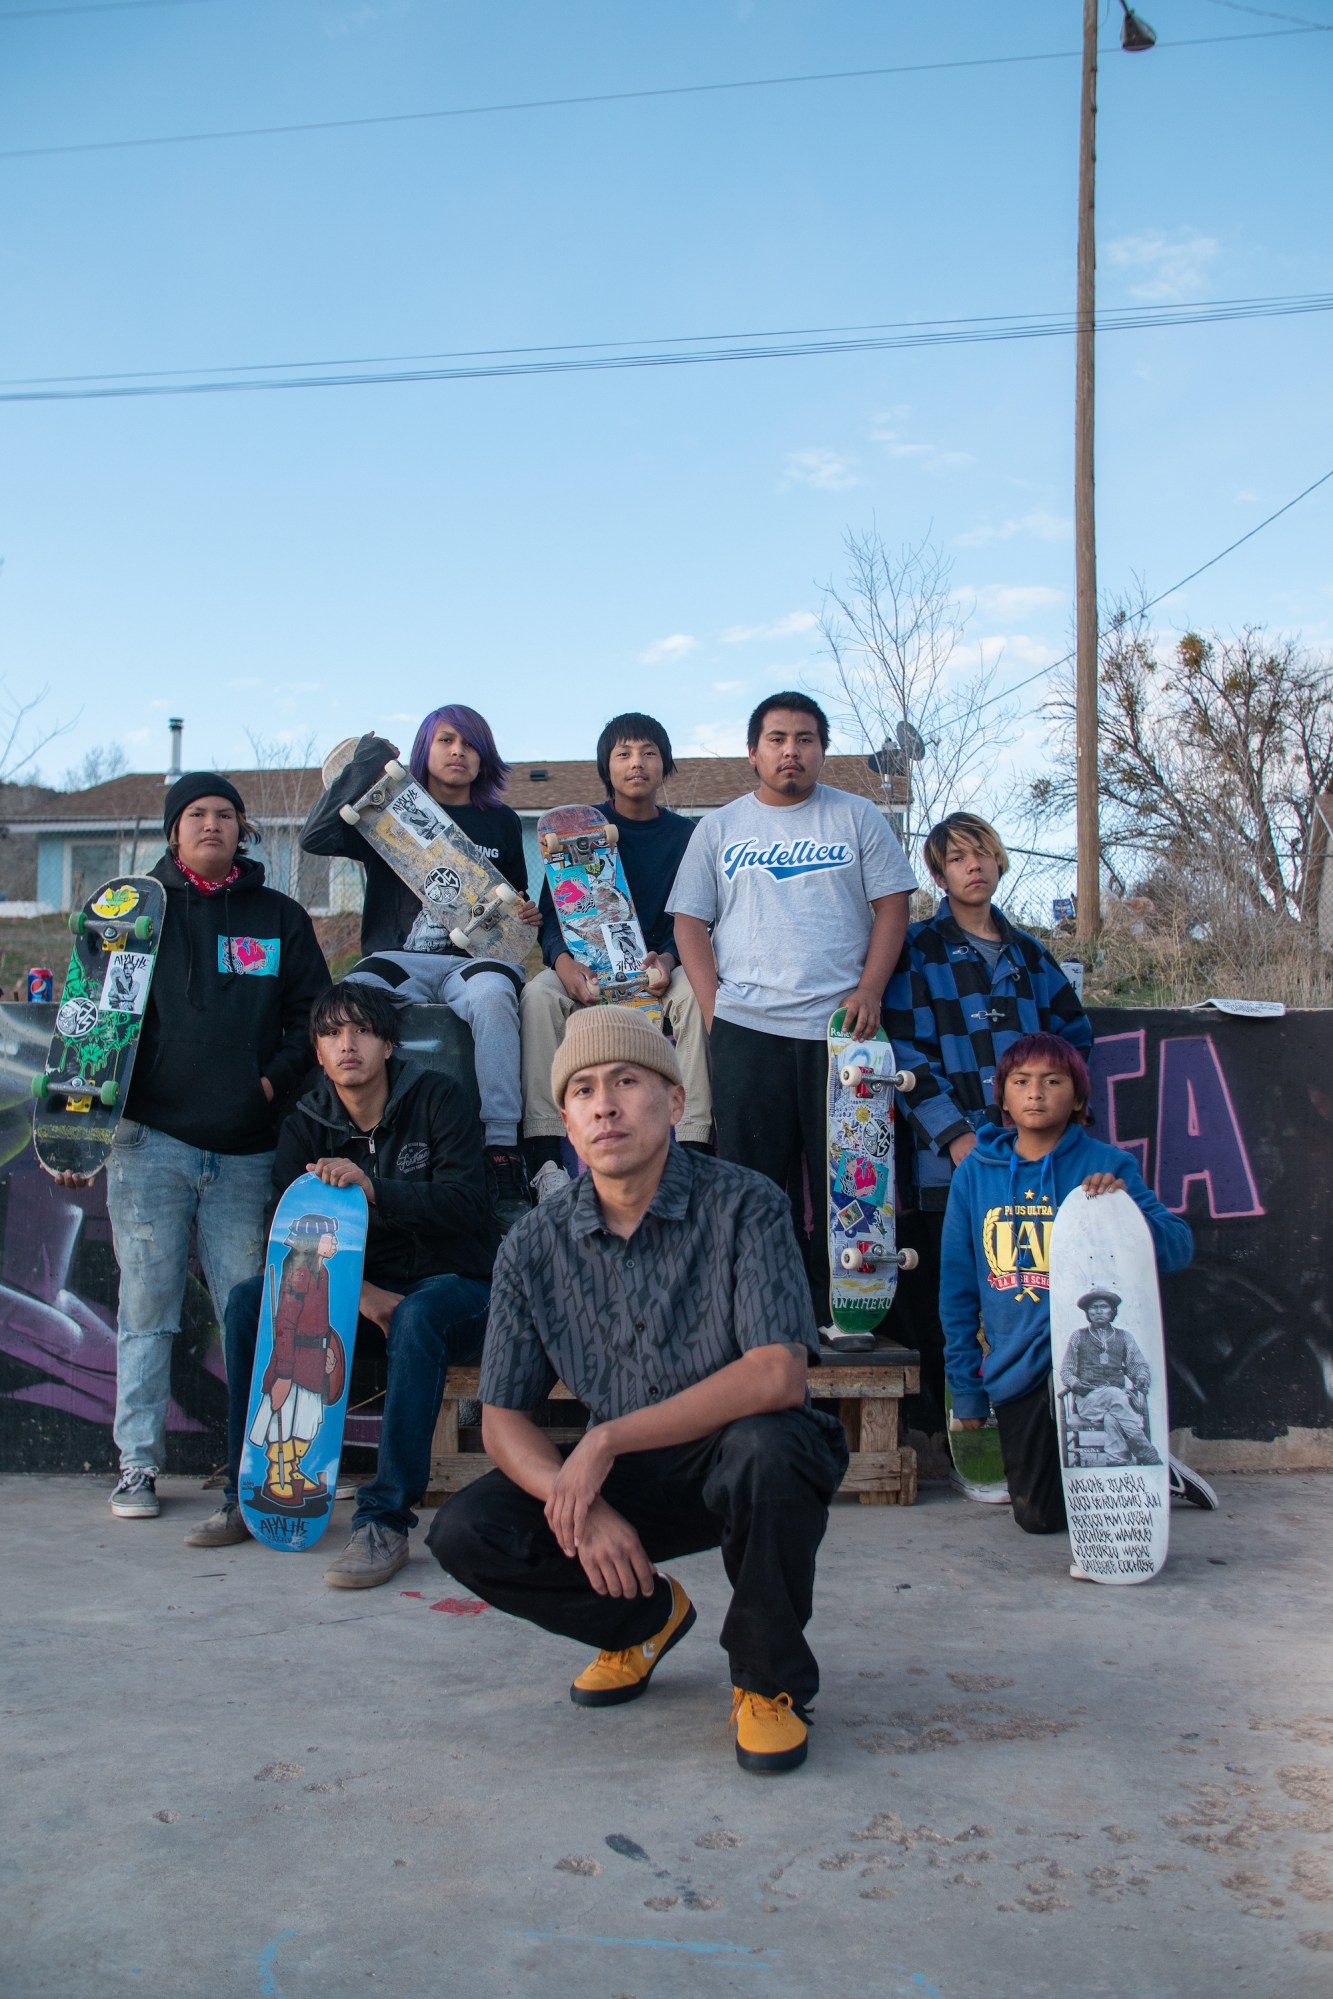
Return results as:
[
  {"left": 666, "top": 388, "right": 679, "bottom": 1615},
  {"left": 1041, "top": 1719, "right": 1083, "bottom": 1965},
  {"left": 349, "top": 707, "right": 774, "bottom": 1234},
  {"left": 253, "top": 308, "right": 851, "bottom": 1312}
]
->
[{"left": 1074, "top": 0, "right": 1102, "bottom": 939}]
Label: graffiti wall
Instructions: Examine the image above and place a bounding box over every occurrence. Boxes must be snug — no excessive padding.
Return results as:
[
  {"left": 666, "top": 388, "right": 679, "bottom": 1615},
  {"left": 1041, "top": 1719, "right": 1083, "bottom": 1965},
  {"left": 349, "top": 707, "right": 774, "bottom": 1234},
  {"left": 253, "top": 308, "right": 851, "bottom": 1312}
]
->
[
  {"left": 1086, "top": 1007, "right": 1332, "bottom": 1447},
  {"left": 0, "top": 1002, "right": 1329, "bottom": 1472},
  {"left": 0, "top": 1003, "right": 480, "bottom": 1474}
]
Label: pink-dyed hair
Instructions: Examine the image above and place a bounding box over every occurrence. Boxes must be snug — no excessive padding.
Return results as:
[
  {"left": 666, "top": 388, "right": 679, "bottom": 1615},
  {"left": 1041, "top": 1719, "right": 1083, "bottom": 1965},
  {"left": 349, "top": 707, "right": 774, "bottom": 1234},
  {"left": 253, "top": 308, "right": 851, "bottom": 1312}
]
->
[{"left": 993, "top": 1032, "right": 1092, "bottom": 1125}]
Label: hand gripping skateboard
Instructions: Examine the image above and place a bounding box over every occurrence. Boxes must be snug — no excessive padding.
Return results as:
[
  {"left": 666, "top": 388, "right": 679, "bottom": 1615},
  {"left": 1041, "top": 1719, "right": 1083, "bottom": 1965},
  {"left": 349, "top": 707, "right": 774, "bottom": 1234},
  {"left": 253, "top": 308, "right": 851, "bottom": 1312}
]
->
[
  {"left": 31, "top": 874, "right": 166, "bottom": 1179},
  {"left": 238, "top": 1173, "right": 369, "bottom": 1552},
  {"left": 1049, "top": 1186, "right": 1170, "bottom": 1584},
  {"left": 537, "top": 805, "right": 663, "bottom": 1026},
  {"left": 824, "top": 1008, "right": 916, "bottom": 1353},
  {"left": 325, "top": 740, "right": 530, "bottom": 967}
]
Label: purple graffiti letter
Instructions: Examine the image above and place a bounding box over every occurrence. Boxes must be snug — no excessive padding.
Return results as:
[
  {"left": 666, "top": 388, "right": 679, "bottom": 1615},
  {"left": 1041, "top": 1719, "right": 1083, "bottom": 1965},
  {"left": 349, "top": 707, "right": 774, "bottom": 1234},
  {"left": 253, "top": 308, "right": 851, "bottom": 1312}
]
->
[{"left": 1155, "top": 1035, "right": 1263, "bottom": 1218}]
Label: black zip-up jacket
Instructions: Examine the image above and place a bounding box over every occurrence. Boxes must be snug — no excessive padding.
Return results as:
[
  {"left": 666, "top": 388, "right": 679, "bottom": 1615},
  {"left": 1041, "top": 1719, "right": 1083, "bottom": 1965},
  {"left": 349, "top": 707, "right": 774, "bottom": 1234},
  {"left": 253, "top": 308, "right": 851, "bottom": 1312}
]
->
[
  {"left": 299, "top": 732, "right": 528, "bottom": 956},
  {"left": 124, "top": 854, "right": 329, "bottom": 1155},
  {"left": 269, "top": 1055, "right": 497, "bottom": 1287}
]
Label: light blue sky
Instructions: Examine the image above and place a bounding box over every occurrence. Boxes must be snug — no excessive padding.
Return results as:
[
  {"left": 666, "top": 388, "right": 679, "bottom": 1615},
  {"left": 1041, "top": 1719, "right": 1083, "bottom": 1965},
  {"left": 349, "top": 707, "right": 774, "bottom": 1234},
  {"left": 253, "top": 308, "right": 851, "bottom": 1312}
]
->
[{"left": 1, "top": 0, "right": 1329, "bottom": 794}]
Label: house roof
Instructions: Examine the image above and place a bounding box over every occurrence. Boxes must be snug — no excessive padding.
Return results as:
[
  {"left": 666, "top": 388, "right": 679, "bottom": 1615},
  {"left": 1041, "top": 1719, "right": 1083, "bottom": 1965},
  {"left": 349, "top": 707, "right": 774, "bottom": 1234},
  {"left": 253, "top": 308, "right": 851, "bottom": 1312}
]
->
[{"left": 1, "top": 757, "right": 908, "bottom": 831}]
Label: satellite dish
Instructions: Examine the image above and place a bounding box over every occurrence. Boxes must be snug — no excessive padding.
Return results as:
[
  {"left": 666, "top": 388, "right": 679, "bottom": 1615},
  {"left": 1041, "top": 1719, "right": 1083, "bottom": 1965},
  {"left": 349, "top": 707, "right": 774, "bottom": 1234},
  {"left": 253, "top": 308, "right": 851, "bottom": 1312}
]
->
[
  {"left": 896, "top": 720, "right": 926, "bottom": 762},
  {"left": 866, "top": 742, "right": 906, "bottom": 778}
]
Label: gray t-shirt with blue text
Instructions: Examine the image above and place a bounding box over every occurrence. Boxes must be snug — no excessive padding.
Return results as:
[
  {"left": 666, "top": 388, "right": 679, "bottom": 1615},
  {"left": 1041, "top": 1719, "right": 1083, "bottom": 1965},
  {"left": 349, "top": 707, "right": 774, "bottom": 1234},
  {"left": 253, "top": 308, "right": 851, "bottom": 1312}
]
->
[{"left": 667, "top": 783, "right": 917, "bottom": 1038}]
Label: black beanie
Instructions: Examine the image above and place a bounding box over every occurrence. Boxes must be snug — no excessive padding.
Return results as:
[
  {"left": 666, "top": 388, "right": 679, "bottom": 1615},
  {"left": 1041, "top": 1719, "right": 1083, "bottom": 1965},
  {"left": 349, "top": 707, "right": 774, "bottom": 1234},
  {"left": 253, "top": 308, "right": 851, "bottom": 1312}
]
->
[{"left": 163, "top": 770, "right": 247, "bottom": 837}]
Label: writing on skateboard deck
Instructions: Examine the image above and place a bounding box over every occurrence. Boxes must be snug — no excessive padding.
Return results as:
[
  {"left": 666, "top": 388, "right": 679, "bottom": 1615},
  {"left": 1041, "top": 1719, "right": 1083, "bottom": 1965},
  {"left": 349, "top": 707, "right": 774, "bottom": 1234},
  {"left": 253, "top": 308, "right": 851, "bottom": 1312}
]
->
[
  {"left": 1048, "top": 1186, "right": 1170, "bottom": 1584},
  {"left": 825, "top": 1009, "right": 916, "bottom": 1349},
  {"left": 331, "top": 749, "right": 530, "bottom": 967},
  {"left": 31, "top": 875, "right": 166, "bottom": 1179},
  {"left": 238, "top": 1174, "right": 369, "bottom": 1552},
  {"left": 538, "top": 804, "right": 663, "bottom": 1026}
]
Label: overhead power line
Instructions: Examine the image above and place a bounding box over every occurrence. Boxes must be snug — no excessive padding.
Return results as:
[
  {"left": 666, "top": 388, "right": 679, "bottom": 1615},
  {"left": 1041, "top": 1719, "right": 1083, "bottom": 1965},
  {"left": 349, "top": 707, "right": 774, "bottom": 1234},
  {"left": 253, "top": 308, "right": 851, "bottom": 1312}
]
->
[
  {"left": 974, "top": 464, "right": 1333, "bottom": 718},
  {"left": 1, "top": 26, "right": 1327, "bottom": 161},
  {"left": 3, "top": 290, "right": 1329, "bottom": 403}
]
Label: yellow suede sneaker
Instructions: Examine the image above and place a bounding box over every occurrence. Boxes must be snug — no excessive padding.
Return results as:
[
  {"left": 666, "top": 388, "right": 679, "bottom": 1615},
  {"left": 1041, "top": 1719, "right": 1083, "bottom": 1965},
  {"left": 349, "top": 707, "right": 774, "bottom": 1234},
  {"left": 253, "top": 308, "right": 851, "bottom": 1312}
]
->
[
  {"left": 729, "top": 1689, "right": 809, "bottom": 1774},
  {"left": 570, "top": 1575, "right": 696, "bottom": 1708}
]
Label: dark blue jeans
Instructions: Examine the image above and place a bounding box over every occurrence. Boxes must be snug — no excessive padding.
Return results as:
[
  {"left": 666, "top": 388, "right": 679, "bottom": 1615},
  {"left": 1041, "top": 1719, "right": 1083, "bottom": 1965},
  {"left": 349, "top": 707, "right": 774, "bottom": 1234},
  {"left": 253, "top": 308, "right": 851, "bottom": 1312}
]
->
[{"left": 223, "top": 1271, "right": 490, "bottom": 1533}]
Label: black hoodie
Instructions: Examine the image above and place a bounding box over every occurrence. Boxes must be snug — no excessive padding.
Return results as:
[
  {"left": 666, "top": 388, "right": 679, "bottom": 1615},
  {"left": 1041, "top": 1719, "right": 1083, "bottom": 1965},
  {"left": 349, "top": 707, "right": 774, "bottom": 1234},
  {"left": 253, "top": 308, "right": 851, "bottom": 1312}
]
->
[
  {"left": 269, "top": 1055, "right": 496, "bottom": 1286},
  {"left": 123, "top": 853, "right": 330, "bottom": 1154}
]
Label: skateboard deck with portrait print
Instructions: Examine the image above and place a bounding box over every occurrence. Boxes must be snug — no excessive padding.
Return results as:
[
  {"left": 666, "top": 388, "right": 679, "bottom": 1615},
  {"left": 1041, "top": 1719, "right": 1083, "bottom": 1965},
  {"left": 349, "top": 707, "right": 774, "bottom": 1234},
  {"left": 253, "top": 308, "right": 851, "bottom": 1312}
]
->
[
  {"left": 537, "top": 804, "right": 663, "bottom": 1026},
  {"left": 825, "top": 1009, "right": 916, "bottom": 1347},
  {"left": 238, "top": 1172, "right": 369, "bottom": 1552},
  {"left": 31, "top": 874, "right": 166, "bottom": 1180},
  {"left": 1049, "top": 1186, "right": 1170, "bottom": 1584},
  {"left": 323, "top": 739, "right": 530, "bottom": 967}
]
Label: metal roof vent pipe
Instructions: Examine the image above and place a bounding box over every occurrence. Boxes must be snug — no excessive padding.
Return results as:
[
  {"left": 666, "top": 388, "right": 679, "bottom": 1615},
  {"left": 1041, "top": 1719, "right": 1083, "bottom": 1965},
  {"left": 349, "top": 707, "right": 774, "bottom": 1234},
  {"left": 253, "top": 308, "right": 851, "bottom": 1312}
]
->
[{"left": 167, "top": 717, "right": 183, "bottom": 783}]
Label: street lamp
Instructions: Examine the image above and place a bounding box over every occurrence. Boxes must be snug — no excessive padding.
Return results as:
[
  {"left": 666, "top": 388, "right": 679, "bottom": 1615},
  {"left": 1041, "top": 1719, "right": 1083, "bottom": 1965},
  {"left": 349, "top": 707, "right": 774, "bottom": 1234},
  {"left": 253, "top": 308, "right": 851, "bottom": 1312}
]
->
[{"left": 1073, "top": 0, "right": 1155, "bottom": 942}]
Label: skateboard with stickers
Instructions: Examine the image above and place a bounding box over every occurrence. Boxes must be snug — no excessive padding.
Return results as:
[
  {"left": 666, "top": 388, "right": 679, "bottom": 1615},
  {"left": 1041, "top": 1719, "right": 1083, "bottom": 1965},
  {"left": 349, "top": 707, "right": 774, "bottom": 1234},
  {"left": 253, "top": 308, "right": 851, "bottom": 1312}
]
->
[
  {"left": 824, "top": 1008, "right": 916, "bottom": 1352},
  {"left": 537, "top": 804, "right": 663, "bottom": 1026},
  {"left": 238, "top": 1172, "right": 369, "bottom": 1552},
  {"left": 322, "top": 737, "right": 530, "bottom": 967},
  {"left": 31, "top": 874, "right": 166, "bottom": 1179}
]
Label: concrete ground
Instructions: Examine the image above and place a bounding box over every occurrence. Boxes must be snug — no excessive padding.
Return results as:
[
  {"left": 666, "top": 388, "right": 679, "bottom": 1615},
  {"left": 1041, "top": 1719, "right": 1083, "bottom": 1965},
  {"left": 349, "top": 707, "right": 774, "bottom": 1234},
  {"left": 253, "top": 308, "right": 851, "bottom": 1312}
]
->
[{"left": 4, "top": 1471, "right": 1332, "bottom": 1999}]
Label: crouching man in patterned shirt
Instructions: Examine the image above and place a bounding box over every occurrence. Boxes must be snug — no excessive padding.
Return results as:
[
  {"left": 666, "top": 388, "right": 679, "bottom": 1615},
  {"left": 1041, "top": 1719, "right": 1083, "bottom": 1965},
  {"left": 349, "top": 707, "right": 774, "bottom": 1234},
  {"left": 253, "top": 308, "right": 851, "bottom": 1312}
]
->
[{"left": 426, "top": 1005, "right": 849, "bottom": 1774}]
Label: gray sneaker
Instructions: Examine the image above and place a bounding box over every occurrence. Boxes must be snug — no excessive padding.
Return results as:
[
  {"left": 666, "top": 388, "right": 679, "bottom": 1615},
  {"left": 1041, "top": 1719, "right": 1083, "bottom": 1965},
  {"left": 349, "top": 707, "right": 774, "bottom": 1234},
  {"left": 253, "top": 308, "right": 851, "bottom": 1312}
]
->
[
  {"left": 323, "top": 1520, "right": 409, "bottom": 1590},
  {"left": 109, "top": 1468, "right": 160, "bottom": 1518},
  {"left": 531, "top": 1160, "right": 571, "bottom": 1203},
  {"left": 184, "top": 1502, "right": 251, "bottom": 1548}
]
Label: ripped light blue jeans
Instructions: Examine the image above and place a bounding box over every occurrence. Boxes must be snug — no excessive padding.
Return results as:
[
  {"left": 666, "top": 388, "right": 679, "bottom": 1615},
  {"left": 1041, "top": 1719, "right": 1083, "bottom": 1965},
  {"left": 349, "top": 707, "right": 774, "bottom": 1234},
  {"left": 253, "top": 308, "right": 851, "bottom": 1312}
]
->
[{"left": 105, "top": 1119, "right": 274, "bottom": 1472}]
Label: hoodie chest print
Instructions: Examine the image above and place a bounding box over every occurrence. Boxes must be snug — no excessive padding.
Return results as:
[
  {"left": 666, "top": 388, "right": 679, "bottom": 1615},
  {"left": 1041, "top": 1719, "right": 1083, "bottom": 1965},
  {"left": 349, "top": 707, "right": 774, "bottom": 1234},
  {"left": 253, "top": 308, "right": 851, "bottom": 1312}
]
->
[
  {"left": 982, "top": 1191, "right": 1054, "bottom": 1303},
  {"left": 218, "top": 936, "right": 281, "bottom": 976}
]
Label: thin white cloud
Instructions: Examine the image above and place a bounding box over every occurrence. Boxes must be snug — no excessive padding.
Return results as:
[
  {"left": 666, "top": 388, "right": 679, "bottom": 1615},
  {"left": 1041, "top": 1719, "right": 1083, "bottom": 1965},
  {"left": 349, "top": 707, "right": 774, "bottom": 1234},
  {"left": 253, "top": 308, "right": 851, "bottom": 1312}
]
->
[
  {"left": 971, "top": 584, "right": 1067, "bottom": 621},
  {"left": 722, "top": 611, "right": 818, "bottom": 644},
  {"left": 869, "top": 418, "right": 972, "bottom": 471},
  {"left": 712, "top": 679, "right": 752, "bottom": 695},
  {"left": 782, "top": 447, "right": 859, "bottom": 492},
  {"left": 638, "top": 633, "right": 699, "bottom": 666},
  {"left": 1234, "top": 489, "right": 1260, "bottom": 504},
  {"left": 956, "top": 510, "right": 1072, "bottom": 549},
  {"left": 685, "top": 719, "right": 747, "bottom": 756},
  {"left": 1104, "top": 229, "right": 1221, "bottom": 302}
]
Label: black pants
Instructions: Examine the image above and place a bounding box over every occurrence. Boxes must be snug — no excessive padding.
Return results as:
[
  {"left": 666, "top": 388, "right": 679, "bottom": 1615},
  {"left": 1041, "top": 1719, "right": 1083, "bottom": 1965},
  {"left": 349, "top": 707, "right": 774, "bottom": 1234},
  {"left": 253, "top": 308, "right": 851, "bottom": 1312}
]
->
[
  {"left": 994, "top": 1376, "right": 1067, "bottom": 1535},
  {"left": 427, "top": 1410, "right": 848, "bottom": 1707},
  {"left": 883, "top": 1208, "right": 946, "bottom": 1434},
  {"left": 709, "top": 1017, "right": 831, "bottom": 1324}
]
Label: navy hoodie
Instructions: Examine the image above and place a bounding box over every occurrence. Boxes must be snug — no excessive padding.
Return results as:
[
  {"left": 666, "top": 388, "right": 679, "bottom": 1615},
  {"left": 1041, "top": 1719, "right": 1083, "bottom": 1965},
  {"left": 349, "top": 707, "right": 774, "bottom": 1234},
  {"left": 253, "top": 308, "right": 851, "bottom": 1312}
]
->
[{"left": 939, "top": 1121, "right": 1193, "bottom": 1420}]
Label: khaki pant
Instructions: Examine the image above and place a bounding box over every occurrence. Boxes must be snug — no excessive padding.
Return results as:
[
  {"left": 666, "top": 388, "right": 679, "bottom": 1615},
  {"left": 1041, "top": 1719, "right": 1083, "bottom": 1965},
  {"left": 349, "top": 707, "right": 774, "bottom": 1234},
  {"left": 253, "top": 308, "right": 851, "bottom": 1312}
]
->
[{"left": 520, "top": 966, "right": 713, "bottom": 1143}]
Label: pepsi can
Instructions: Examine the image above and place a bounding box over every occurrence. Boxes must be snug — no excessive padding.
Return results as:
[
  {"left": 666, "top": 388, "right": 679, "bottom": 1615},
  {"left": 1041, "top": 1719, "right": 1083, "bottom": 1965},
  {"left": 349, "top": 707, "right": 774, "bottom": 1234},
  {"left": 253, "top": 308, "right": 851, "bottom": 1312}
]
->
[{"left": 27, "top": 967, "right": 54, "bottom": 1002}]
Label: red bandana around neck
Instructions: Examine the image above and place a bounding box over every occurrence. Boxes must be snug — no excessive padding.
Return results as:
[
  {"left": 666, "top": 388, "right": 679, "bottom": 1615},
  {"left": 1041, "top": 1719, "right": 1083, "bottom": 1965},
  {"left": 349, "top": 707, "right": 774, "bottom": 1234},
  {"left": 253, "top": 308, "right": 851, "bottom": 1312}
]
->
[{"left": 174, "top": 855, "right": 241, "bottom": 896}]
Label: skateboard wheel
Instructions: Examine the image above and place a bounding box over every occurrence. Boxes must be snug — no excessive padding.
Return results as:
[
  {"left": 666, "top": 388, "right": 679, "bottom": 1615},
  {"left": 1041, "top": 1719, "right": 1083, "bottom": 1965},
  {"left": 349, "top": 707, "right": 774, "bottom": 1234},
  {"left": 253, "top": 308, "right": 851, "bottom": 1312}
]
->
[
  {"left": 69, "top": 910, "right": 87, "bottom": 936},
  {"left": 538, "top": 833, "right": 563, "bottom": 860},
  {"left": 99, "top": 1080, "right": 119, "bottom": 1107},
  {"left": 892, "top": 1070, "right": 915, "bottom": 1092},
  {"left": 338, "top": 804, "right": 361, "bottom": 826},
  {"left": 838, "top": 1063, "right": 864, "bottom": 1087},
  {"left": 448, "top": 928, "right": 472, "bottom": 952},
  {"left": 30, "top": 1073, "right": 48, "bottom": 1100},
  {"left": 385, "top": 759, "right": 406, "bottom": 779},
  {"left": 840, "top": 1246, "right": 869, "bottom": 1271},
  {"left": 132, "top": 915, "right": 153, "bottom": 941},
  {"left": 603, "top": 824, "right": 619, "bottom": 850},
  {"left": 493, "top": 882, "right": 519, "bottom": 906},
  {"left": 897, "top": 1247, "right": 919, "bottom": 1271}
]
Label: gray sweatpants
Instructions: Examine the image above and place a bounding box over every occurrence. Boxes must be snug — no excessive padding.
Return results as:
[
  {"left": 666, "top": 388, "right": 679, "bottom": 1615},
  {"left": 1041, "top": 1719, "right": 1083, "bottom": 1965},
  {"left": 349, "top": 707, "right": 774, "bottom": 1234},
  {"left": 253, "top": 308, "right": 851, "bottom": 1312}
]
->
[{"left": 347, "top": 951, "right": 522, "bottom": 1149}]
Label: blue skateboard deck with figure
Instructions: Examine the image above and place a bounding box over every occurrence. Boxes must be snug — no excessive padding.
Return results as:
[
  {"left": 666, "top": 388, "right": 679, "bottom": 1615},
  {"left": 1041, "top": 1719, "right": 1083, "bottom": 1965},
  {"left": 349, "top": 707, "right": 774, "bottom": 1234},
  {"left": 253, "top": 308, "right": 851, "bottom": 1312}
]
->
[
  {"left": 537, "top": 804, "right": 663, "bottom": 1026},
  {"left": 238, "top": 1173, "right": 369, "bottom": 1553}
]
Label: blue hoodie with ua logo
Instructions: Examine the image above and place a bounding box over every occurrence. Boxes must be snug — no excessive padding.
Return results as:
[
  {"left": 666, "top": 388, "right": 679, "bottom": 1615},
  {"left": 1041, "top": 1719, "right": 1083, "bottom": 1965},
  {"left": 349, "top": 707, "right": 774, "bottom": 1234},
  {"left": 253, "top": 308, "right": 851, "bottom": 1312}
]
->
[{"left": 939, "top": 1122, "right": 1193, "bottom": 1420}]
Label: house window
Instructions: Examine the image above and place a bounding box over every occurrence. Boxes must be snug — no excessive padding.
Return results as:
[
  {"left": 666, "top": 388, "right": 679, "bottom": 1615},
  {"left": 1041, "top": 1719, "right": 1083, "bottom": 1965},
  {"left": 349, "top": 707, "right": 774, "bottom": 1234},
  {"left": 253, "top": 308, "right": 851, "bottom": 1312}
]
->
[{"left": 69, "top": 841, "right": 120, "bottom": 909}]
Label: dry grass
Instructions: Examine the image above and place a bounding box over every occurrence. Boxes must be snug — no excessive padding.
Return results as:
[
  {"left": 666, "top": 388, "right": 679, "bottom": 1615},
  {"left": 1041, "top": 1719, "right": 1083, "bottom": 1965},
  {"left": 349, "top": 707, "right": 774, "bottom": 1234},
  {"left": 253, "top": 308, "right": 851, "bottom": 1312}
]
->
[{"left": 1048, "top": 896, "right": 1333, "bottom": 1010}]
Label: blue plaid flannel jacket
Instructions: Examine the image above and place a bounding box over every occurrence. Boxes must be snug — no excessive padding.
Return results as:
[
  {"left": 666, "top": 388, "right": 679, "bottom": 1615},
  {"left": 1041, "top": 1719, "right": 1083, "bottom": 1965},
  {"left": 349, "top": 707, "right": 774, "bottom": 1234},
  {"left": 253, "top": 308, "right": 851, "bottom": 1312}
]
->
[{"left": 882, "top": 901, "right": 1092, "bottom": 1208}]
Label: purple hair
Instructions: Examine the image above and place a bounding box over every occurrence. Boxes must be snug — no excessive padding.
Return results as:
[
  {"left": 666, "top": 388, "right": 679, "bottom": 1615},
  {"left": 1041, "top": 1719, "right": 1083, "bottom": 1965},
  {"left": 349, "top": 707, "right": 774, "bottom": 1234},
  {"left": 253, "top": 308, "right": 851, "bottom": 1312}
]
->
[{"left": 408, "top": 704, "right": 510, "bottom": 810}]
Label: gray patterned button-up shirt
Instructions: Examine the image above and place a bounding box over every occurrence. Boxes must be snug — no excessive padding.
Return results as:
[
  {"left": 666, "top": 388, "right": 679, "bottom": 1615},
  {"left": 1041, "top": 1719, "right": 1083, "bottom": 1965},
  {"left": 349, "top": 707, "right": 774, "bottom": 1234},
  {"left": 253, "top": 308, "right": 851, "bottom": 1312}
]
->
[{"left": 479, "top": 1145, "right": 838, "bottom": 1436}]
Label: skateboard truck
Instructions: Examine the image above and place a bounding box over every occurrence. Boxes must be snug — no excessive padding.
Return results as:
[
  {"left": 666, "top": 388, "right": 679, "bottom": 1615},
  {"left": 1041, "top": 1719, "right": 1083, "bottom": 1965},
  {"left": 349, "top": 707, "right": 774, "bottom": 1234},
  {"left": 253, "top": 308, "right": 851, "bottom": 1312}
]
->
[
  {"left": 448, "top": 881, "right": 520, "bottom": 952},
  {"left": 69, "top": 910, "right": 155, "bottom": 944},
  {"left": 838, "top": 1059, "right": 914, "bottom": 1094},
  {"left": 540, "top": 825, "right": 620, "bottom": 864},
  {"left": 31, "top": 1074, "right": 118, "bottom": 1107},
  {"left": 839, "top": 1243, "right": 919, "bottom": 1273}
]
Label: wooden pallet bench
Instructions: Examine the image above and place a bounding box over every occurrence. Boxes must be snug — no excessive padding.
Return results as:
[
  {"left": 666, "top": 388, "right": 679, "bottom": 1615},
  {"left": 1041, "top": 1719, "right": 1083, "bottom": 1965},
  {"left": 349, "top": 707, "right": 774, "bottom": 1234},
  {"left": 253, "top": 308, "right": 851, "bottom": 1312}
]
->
[{"left": 426, "top": 1346, "right": 919, "bottom": 1507}]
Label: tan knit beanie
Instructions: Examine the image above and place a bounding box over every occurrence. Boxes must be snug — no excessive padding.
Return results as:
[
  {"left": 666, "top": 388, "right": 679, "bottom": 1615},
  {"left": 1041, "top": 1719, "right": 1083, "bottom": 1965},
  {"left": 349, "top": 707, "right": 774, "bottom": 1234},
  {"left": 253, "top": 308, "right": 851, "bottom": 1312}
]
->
[{"left": 551, "top": 1004, "right": 684, "bottom": 1106}]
